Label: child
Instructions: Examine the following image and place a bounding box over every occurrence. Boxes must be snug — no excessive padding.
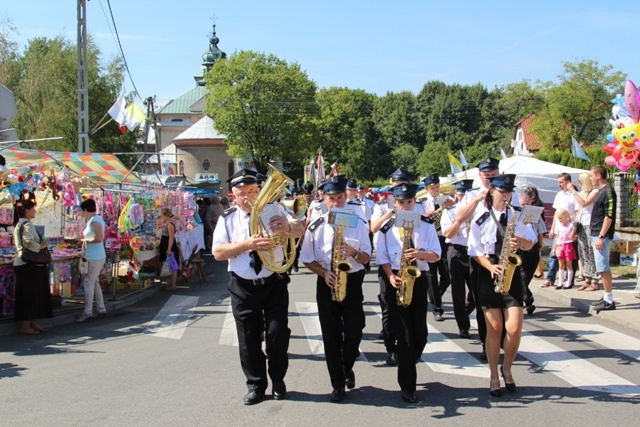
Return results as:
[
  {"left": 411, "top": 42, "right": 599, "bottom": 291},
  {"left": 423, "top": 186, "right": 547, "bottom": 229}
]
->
[{"left": 553, "top": 208, "right": 577, "bottom": 289}]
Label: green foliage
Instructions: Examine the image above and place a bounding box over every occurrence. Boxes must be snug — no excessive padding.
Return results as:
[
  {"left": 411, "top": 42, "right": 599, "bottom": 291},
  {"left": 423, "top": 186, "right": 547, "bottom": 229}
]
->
[
  {"left": 1, "top": 32, "right": 136, "bottom": 161},
  {"left": 372, "top": 91, "right": 424, "bottom": 150},
  {"left": 531, "top": 60, "right": 626, "bottom": 151},
  {"left": 204, "top": 50, "right": 319, "bottom": 173}
]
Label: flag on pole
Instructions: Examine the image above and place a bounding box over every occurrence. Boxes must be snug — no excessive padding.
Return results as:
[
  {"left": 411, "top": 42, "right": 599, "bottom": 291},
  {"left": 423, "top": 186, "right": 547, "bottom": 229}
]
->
[
  {"left": 571, "top": 136, "right": 591, "bottom": 162},
  {"left": 500, "top": 147, "right": 508, "bottom": 160},
  {"left": 315, "top": 149, "right": 326, "bottom": 190},
  {"left": 329, "top": 161, "right": 339, "bottom": 177},
  {"left": 447, "top": 151, "right": 463, "bottom": 175},
  {"left": 124, "top": 102, "right": 147, "bottom": 131},
  {"left": 108, "top": 96, "right": 128, "bottom": 134},
  {"left": 459, "top": 150, "right": 468, "bottom": 168}
]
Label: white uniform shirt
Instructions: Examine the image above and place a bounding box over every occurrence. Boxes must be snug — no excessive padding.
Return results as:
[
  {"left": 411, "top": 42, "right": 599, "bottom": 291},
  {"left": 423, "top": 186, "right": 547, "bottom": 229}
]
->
[
  {"left": 212, "top": 204, "right": 295, "bottom": 280},
  {"left": 346, "top": 198, "right": 370, "bottom": 222},
  {"left": 300, "top": 212, "right": 372, "bottom": 272},
  {"left": 376, "top": 216, "right": 440, "bottom": 271},
  {"left": 308, "top": 200, "right": 328, "bottom": 223},
  {"left": 440, "top": 204, "right": 468, "bottom": 245},
  {"left": 467, "top": 207, "right": 536, "bottom": 258},
  {"left": 461, "top": 185, "right": 521, "bottom": 220}
]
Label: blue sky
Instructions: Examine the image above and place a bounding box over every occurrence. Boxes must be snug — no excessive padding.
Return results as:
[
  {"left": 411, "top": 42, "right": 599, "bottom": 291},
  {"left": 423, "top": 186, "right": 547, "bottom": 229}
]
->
[{"left": 1, "top": 1, "right": 635, "bottom": 107}]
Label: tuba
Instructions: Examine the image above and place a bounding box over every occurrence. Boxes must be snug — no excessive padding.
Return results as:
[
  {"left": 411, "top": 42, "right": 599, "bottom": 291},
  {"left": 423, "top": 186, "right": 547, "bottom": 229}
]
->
[
  {"left": 331, "top": 224, "right": 352, "bottom": 302},
  {"left": 248, "top": 164, "right": 297, "bottom": 274},
  {"left": 282, "top": 195, "right": 308, "bottom": 219},
  {"left": 396, "top": 218, "right": 421, "bottom": 307},
  {"left": 494, "top": 202, "right": 522, "bottom": 294}
]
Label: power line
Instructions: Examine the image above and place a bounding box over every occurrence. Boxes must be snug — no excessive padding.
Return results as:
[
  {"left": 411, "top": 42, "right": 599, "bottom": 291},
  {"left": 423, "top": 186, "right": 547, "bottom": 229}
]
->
[{"left": 104, "top": 0, "right": 143, "bottom": 102}]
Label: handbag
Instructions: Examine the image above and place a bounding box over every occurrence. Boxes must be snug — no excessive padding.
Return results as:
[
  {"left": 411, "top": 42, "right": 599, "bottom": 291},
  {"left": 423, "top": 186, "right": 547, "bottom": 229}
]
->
[
  {"left": 160, "top": 259, "right": 172, "bottom": 277},
  {"left": 168, "top": 252, "right": 180, "bottom": 272},
  {"left": 79, "top": 242, "right": 89, "bottom": 275},
  {"left": 19, "top": 221, "right": 52, "bottom": 265}
]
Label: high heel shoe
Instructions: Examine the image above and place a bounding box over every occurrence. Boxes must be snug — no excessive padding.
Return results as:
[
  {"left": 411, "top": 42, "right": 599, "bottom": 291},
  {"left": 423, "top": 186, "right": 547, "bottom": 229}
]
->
[
  {"left": 489, "top": 379, "right": 502, "bottom": 397},
  {"left": 500, "top": 366, "right": 517, "bottom": 392}
]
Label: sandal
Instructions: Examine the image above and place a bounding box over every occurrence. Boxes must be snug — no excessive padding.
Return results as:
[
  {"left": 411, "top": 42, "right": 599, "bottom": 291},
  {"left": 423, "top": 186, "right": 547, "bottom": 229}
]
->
[
  {"left": 577, "top": 280, "right": 591, "bottom": 291},
  {"left": 585, "top": 283, "right": 599, "bottom": 292},
  {"left": 576, "top": 275, "right": 586, "bottom": 282}
]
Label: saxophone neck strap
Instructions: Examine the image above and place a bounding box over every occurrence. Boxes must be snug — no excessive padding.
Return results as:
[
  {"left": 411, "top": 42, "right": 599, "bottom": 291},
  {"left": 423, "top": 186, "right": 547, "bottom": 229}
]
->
[{"left": 489, "top": 209, "right": 507, "bottom": 236}]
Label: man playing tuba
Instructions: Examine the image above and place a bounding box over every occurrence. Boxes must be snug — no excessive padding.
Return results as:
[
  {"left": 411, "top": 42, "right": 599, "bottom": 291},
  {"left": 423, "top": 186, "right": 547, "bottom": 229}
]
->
[
  {"left": 212, "top": 168, "right": 304, "bottom": 405},
  {"left": 300, "top": 175, "right": 371, "bottom": 403},
  {"left": 376, "top": 183, "right": 440, "bottom": 403}
]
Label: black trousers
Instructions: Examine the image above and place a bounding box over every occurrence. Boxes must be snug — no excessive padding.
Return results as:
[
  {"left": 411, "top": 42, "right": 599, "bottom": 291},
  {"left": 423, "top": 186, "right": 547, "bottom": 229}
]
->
[
  {"left": 316, "top": 270, "right": 366, "bottom": 389},
  {"left": 228, "top": 274, "right": 291, "bottom": 392},
  {"left": 447, "top": 244, "right": 472, "bottom": 331},
  {"left": 378, "top": 265, "right": 397, "bottom": 354},
  {"left": 427, "top": 236, "right": 449, "bottom": 314},
  {"left": 469, "top": 257, "right": 487, "bottom": 345},
  {"left": 381, "top": 270, "right": 429, "bottom": 393},
  {"left": 519, "top": 249, "right": 540, "bottom": 306}
]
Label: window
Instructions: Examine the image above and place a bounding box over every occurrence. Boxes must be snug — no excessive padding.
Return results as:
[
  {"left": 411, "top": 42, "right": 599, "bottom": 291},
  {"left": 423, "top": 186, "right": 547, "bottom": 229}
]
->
[
  {"left": 179, "top": 160, "right": 184, "bottom": 175},
  {"left": 202, "top": 159, "right": 211, "bottom": 171}
]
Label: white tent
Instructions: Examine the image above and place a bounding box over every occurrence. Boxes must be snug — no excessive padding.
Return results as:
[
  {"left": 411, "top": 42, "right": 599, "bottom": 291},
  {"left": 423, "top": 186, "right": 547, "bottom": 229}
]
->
[{"left": 452, "top": 156, "right": 589, "bottom": 204}]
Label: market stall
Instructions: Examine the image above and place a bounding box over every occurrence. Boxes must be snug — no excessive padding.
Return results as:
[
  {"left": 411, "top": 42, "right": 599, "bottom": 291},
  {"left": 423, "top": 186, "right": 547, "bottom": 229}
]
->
[{"left": 0, "top": 147, "right": 204, "bottom": 317}]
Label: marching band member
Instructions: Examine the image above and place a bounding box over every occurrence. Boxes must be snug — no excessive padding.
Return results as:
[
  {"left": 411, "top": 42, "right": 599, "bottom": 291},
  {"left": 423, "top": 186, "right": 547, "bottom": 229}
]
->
[
  {"left": 419, "top": 173, "right": 453, "bottom": 322},
  {"left": 467, "top": 174, "right": 535, "bottom": 397},
  {"left": 212, "top": 169, "right": 304, "bottom": 405},
  {"left": 440, "top": 179, "right": 475, "bottom": 338},
  {"left": 371, "top": 168, "right": 423, "bottom": 366},
  {"left": 376, "top": 183, "right": 440, "bottom": 403},
  {"left": 454, "top": 157, "right": 520, "bottom": 360},
  {"left": 300, "top": 175, "right": 372, "bottom": 402}
]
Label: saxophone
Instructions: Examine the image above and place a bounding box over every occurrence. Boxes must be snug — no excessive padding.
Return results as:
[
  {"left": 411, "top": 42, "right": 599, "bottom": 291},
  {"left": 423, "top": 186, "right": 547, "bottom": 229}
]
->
[
  {"left": 396, "top": 219, "right": 421, "bottom": 307},
  {"left": 494, "top": 202, "right": 522, "bottom": 295},
  {"left": 331, "top": 224, "right": 352, "bottom": 302}
]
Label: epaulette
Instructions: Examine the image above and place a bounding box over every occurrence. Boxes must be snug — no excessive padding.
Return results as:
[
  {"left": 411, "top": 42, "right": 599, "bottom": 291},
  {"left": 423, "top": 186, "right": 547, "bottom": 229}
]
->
[
  {"left": 314, "top": 205, "right": 323, "bottom": 210},
  {"left": 347, "top": 199, "right": 364, "bottom": 206},
  {"left": 222, "top": 207, "right": 237, "bottom": 217},
  {"left": 308, "top": 217, "right": 324, "bottom": 232},
  {"left": 421, "top": 215, "right": 434, "bottom": 224},
  {"left": 416, "top": 197, "right": 427, "bottom": 204},
  {"left": 380, "top": 217, "right": 396, "bottom": 233},
  {"left": 475, "top": 211, "right": 490, "bottom": 225}
]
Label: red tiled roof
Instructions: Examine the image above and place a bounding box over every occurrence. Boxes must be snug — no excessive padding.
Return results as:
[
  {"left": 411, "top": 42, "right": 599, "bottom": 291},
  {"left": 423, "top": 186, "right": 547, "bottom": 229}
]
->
[{"left": 514, "top": 113, "right": 540, "bottom": 151}]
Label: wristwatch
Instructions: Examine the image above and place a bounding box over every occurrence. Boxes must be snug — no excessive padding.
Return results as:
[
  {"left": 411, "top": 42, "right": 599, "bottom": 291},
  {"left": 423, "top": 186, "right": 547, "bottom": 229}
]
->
[{"left": 598, "top": 234, "right": 605, "bottom": 239}]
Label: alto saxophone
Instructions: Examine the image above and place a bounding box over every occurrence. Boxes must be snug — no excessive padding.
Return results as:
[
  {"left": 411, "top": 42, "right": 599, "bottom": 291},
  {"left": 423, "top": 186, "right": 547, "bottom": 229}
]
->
[
  {"left": 331, "top": 224, "right": 352, "bottom": 302},
  {"left": 396, "top": 219, "right": 421, "bottom": 307},
  {"left": 494, "top": 202, "right": 522, "bottom": 295}
]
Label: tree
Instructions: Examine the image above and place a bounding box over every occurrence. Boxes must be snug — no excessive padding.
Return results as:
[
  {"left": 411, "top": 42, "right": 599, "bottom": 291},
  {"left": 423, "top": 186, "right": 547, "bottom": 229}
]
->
[
  {"left": 204, "top": 50, "right": 319, "bottom": 173},
  {"left": 531, "top": 60, "right": 626, "bottom": 150},
  {"left": 372, "top": 91, "right": 424, "bottom": 150},
  {"left": 1, "top": 32, "right": 136, "bottom": 160}
]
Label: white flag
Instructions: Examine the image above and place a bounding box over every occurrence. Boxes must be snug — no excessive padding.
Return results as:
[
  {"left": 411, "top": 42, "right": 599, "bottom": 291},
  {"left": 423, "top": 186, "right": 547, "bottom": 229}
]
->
[
  {"left": 500, "top": 147, "right": 508, "bottom": 160},
  {"left": 108, "top": 96, "right": 127, "bottom": 126}
]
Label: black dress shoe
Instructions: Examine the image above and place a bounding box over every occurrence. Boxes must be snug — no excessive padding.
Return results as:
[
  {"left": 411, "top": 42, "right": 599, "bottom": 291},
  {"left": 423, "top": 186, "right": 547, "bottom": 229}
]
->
[
  {"left": 345, "top": 370, "right": 355, "bottom": 389},
  {"left": 489, "top": 388, "right": 502, "bottom": 397},
  {"left": 272, "top": 381, "right": 287, "bottom": 400},
  {"left": 386, "top": 352, "right": 398, "bottom": 366},
  {"left": 500, "top": 366, "right": 516, "bottom": 392},
  {"left": 459, "top": 329, "right": 470, "bottom": 339},
  {"left": 526, "top": 304, "right": 536, "bottom": 315},
  {"left": 243, "top": 389, "right": 265, "bottom": 405},
  {"left": 480, "top": 346, "right": 488, "bottom": 361},
  {"left": 401, "top": 390, "right": 417, "bottom": 403},
  {"left": 330, "top": 387, "right": 345, "bottom": 402},
  {"left": 378, "top": 329, "right": 385, "bottom": 339}
]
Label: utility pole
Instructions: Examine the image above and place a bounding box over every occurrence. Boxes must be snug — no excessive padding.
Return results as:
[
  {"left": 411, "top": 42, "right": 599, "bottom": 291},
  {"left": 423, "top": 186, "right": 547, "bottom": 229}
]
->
[{"left": 77, "top": 0, "right": 90, "bottom": 153}]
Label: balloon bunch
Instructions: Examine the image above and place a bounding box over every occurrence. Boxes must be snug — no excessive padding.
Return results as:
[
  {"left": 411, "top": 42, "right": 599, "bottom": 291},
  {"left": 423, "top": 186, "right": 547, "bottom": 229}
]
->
[{"left": 605, "top": 80, "right": 640, "bottom": 172}]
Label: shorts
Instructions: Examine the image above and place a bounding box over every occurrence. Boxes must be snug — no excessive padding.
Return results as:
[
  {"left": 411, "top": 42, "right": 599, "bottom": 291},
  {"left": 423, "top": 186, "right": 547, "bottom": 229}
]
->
[
  {"left": 555, "top": 242, "right": 576, "bottom": 261},
  {"left": 590, "top": 236, "right": 611, "bottom": 273}
]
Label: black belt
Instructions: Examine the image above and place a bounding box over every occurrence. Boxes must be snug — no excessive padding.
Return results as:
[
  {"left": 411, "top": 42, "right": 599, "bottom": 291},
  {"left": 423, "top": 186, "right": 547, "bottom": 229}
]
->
[
  {"left": 232, "top": 272, "right": 286, "bottom": 286},
  {"left": 451, "top": 244, "right": 468, "bottom": 252}
]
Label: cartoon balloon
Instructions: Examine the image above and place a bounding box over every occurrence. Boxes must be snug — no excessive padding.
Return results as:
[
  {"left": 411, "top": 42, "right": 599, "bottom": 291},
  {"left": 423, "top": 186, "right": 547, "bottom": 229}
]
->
[
  {"left": 613, "top": 122, "right": 640, "bottom": 152},
  {"left": 624, "top": 80, "right": 640, "bottom": 123}
]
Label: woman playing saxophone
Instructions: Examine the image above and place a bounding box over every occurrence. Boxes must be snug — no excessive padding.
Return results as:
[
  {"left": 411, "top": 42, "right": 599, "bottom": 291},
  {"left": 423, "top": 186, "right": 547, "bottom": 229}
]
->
[
  {"left": 376, "top": 183, "right": 440, "bottom": 404},
  {"left": 467, "top": 174, "right": 536, "bottom": 398}
]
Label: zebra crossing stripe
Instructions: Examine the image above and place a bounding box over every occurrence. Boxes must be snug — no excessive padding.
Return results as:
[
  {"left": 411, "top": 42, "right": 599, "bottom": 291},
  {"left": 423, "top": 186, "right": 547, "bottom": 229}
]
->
[
  {"left": 145, "top": 295, "right": 198, "bottom": 340},
  {"left": 218, "top": 299, "right": 238, "bottom": 347},
  {"left": 557, "top": 322, "right": 640, "bottom": 362},
  {"left": 519, "top": 330, "right": 640, "bottom": 396},
  {"left": 295, "top": 301, "right": 368, "bottom": 362}
]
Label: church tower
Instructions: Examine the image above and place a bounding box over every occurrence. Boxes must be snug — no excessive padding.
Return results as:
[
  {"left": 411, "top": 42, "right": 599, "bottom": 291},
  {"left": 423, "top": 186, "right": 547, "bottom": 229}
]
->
[{"left": 195, "top": 25, "right": 227, "bottom": 86}]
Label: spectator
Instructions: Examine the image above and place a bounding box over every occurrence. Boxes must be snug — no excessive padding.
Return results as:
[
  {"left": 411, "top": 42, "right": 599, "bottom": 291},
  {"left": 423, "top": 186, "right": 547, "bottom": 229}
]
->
[
  {"left": 159, "top": 208, "right": 180, "bottom": 291},
  {"left": 202, "top": 198, "right": 214, "bottom": 251},
  {"left": 76, "top": 199, "right": 108, "bottom": 322},
  {"left": 13, "top": 199, "right": 52, "bottom": 334},
  {"left": 519, "top": 190, "right": 546, "bottom": 315},
  {"left": 571, "top": 173, "right": 601, "bottom": 291}
]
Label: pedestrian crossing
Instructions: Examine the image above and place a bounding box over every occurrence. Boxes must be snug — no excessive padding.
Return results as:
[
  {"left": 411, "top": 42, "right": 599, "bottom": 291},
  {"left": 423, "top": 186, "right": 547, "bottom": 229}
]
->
[{"left": 209, "top": 298, "right": 640, "bottom": 396}]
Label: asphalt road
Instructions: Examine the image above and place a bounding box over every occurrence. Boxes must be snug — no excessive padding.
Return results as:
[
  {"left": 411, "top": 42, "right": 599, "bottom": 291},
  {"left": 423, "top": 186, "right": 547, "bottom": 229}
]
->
[{"left": 1, "top": 259, "right": 639, "bottom": 427}]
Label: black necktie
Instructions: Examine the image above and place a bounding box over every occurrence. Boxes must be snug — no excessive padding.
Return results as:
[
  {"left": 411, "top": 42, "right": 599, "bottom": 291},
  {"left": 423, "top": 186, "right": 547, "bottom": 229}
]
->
[
  {"left": 247, "top": 213, "right": 262, "bottom": 274},
  {"left": 495, "top": 213, "right": 507, "bottom": 255}
]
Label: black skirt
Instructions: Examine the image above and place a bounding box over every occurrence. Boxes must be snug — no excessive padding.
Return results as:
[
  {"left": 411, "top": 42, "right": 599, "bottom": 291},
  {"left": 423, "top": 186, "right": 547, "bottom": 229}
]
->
[
  {"left": 477, "top": 256, "right": 523, "bottom": 309},
  {"left": 158, "top": 235, "right": 179, "bottom": 263},
  {"left": 14, "top": 264, "right": 53, "bottom": 321}
]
